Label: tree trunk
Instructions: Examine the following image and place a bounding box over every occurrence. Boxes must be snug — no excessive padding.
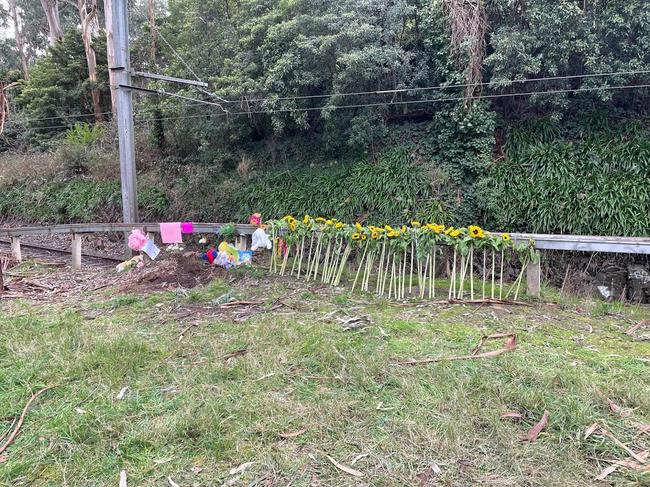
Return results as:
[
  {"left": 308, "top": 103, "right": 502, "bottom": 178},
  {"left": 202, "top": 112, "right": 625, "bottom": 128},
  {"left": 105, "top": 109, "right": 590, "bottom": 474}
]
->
[
  {"left": 78, "top": 0, "right": 104, "bottom": 122},
  {"left": 40, "top": 0, "right": 64, "bottom": 46},
  {"left": 147, "top": 0, "right": 156, "bottom": 65},
  {"left": 103, "top": 0, "right": 117, "bottom": 116},
  {"left": 8, "top": 0, "right": 30, "bottom": 80}
]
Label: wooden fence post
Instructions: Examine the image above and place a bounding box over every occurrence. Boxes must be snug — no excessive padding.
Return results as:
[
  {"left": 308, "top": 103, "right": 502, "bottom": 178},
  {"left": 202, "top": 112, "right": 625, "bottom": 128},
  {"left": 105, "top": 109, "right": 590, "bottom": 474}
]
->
[
  {"left": 526, "top": 254, "right": 541, "bottom": 297},
  {"left": 235, "top": 235, "right": 247, "bottom": 251},
  {"left": 72, "top": 234, "right": 82, "bottom": 270},
  {"left": 10, "top": 236, "right": 22, "bottom": 263}
]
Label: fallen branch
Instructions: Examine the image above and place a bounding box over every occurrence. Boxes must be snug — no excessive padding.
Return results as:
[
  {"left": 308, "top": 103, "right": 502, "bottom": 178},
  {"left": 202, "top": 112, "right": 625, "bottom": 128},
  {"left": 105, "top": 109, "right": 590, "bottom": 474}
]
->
[
  {"left": 219, "top": 300, "right": 260, "bottom": 308},
  {"left": 394, "top": 333, "right": 516, "bottom": 365},
  {"left": 223, "top": 349, "right": 248, "bottom": 362},
  {"left": 625, "top": 320, "right": 649, "bottom": 336},
  {"left": 0, "top": 385, "right": 57, "bottom": 456}
]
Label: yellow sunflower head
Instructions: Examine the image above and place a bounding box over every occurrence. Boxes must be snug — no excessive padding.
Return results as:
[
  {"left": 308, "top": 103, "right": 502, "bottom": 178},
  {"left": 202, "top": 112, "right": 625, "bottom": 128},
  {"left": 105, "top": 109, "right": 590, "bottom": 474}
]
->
[
  {"left": 371, "top": 231, "right": 380, "bottom": 239},
  {"left": 385, "top": 225, "right": 394, "bottom": 232},
  {"left": 445, "top": 226, "right": 454, "bottom": 236},
  {"left": 315, "top": 217, "right": 326, "bottom": 223},
  {"left": 450, "top": 229, "right": 461, "bottom": 238},
  {"left": 355, "top": 222, "right": 363, "bottom": 231},
  {"left": 351, "top": 233, "right": 361, "bottom": 240},
  {"left": 502, "top": 233, "right": 511, "bottom": 242},
  {"left": 303, "top": 215, "right": 311, "bottom": 224},
  {"left": 325, "top": 219, "right": 334, "bottom": 226},
  {"left": 411, "top": 221, "right": 421, "bottom": 227},
  {"left": 361, "top": 234, "right": 367, "bottom": 240},
  {"left": 289, "top": 221, "right": 297, "bottom": 232},
  {"left": 469, "top": 225, "right": 484, "bottom": 239},
  {"left": 434, "top": 224, "right": 445, "bottom": 234},
  {"left": 335, "top": 222, "right": 344, "bottom": 229}
]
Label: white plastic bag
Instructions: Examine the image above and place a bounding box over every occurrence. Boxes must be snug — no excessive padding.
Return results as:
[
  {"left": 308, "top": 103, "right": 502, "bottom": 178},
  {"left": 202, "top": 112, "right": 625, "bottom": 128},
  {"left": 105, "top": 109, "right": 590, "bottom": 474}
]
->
[{"left": 251, "top": 228, "right": 272, "bottom": 251}]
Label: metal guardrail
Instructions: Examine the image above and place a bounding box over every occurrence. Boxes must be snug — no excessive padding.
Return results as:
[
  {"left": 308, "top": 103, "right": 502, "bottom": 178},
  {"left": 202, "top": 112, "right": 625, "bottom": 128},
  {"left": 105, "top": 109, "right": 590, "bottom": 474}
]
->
[
  {"left": 510, "top": 233, "right": 650, "bottom": 255},
  {"left": 0, "top": 223, "right": 258, "bottom": 238},
  {"left": 1, "top": 223, "right": 649, "bottom": 297},
  {"left": 1, "top": 224, "right": 648, "bottom": 254}
]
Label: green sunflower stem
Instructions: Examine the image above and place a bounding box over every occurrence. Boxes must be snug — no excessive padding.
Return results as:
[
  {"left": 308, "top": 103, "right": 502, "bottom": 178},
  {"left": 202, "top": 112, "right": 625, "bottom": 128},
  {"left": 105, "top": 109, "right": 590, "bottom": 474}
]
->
[
  {"left": 402, "top": 247, "right": 407, "bottom": 299},
  {"left": 305, "top": 233, "right": 315, "bottom": 279},
  {"left": 381, "top": 245, "right": 391, "bottom": 296}
]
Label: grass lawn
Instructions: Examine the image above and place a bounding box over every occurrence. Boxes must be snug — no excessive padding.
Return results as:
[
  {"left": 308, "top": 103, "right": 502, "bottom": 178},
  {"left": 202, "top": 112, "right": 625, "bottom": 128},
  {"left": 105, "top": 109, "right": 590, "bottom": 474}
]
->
[{"left": 0, "top": 265, "right": 649, "bottom": 486}]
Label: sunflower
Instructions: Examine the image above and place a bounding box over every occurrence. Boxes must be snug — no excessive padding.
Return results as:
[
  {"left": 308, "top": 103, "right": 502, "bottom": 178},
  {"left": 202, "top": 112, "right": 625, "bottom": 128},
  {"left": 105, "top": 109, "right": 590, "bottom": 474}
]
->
[
  {"left": 355, "top": 222, "right": 363, "bottom": 231},
  {"left": 282, "top": 215, "right": 294, "bottom": 221},
  {"left": 335, "top": 222, "right": 344, "bottom": 229},
  {"left": 445, "top": 226, "right": 455, "bottom": 236},
  {"left": 315, "top": 217, "right": 326, "bottom": 223},
  {"left": 351, "top": 233, "right": 361, "bottom": 240},
  {"left": 502, "top": 233, "right": 511, "bottom": 242},
  {"left": 468, "top": 225, "right": 484, "bottom": 239},
  {"left": 433, "top": 224, "right": 445, "bottom": 234},
  {"left": 325, "top": 219, "right": 334, "bottom": 226},
  {"left": 371, "top": 231, "right": 380, "bottom": 239},
  {"left": 303, "top": 215, "right": 311, "bottom": 224},
  {"left": 450, "top": 228, "right": 461, "bottom": 238},
  {"left": 411, "top": 221, "right": 421, "bottom": 227},
  {"left": 361, "top": 234, "right": 367, "bottom": 240},
  {"left": 289, "top": 221, "right": 298, "bottom": 232},
  {"left": 385, "top": 225, "right": 394, "bottom": 232}
]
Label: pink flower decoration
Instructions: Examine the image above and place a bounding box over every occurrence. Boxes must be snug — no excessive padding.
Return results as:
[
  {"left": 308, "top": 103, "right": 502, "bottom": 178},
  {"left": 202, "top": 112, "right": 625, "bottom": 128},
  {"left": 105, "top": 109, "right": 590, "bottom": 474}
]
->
[
  {"left": 128, "top": 229, "right": 148, "bottom": 251},
  {"left": 249, "top": 213, "right": 261, "bottom": 226}
]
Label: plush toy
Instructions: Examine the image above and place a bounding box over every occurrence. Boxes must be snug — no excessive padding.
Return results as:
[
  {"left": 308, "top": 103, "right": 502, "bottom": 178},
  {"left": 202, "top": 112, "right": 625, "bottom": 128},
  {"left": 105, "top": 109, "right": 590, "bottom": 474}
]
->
[{"left": 128, "top": 229, "right": 147, "bottom": 251}]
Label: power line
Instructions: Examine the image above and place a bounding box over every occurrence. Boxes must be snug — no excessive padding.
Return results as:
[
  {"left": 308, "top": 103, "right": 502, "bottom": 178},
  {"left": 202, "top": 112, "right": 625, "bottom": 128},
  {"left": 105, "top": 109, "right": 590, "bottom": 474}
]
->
[
  {"left": 237, "top": 68, "right": 650, "bottom": 104},
  {"left": 136, "top": 82, "right": 650, "bottom": 121},
  {"left": 7, "top": 82, "right": 650, "bottom": 130}
]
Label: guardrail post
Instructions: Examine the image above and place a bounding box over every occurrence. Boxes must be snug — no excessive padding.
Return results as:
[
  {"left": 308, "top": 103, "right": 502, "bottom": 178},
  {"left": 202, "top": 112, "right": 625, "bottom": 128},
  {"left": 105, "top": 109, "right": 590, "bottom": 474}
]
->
[
  {"left": 71, "top": 234, "right": 82, "bottom": 270},
  {"left": 526, "top": 254, "right": 541, "bottom": 297},
  {"left": 10, "top": 237, "right": 22, "bottom": 263},
  {"left": 235, "top": 234, "right": 247, "bottom": 251}
]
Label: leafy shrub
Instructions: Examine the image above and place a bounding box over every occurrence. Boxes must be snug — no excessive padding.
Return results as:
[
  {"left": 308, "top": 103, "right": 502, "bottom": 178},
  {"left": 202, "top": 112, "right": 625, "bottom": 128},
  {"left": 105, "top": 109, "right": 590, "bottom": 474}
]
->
[{"left": 479, "top": 128, "right": 650, "bottom": 236}]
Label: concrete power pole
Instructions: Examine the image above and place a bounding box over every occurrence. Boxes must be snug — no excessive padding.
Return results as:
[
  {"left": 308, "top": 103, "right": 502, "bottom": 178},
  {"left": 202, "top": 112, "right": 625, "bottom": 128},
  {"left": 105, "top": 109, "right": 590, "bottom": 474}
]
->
[{"left": 107, "top": 0, "right": 138, "bottom": 224}]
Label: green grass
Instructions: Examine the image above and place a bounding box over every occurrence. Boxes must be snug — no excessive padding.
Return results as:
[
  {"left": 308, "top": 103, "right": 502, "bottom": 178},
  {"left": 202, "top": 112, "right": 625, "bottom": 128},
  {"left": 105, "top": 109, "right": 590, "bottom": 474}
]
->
[{"left": 0, "top": 272, "right": 648, "bottom": 486}]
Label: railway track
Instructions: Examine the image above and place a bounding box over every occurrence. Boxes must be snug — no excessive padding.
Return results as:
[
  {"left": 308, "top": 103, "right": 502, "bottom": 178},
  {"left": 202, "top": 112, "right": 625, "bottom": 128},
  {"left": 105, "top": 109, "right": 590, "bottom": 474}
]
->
[{"left": 0, "top": 238, "right": 125, "bottom": 263}]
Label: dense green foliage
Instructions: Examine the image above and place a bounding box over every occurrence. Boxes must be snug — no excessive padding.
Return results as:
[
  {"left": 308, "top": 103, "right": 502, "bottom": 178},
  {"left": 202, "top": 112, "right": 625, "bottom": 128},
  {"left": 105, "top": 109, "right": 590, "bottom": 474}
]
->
[
  {"left": 0, "top": 179, "right": 167, "bottom": 224},
  {"left": 1, "top": 0, "right": 650, "bottom": 235},
  {"left": 481, "top": 123, "right": 650, "bottom": 236}
]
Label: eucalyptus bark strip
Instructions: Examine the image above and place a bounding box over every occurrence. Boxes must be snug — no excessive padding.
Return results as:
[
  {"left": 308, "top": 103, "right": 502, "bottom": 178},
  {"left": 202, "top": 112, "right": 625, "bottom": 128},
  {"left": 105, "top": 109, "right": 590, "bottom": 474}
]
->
[
  {"left": 430, "top": 244, "right": 436, "bottom": 299},
  {"left": 482, "top": 250, "right": 487, "bottom": 299},
  {"left": 321, "top": 240, "right": 332, "bottom": 283},
  {"left": 409, "top": 241, "right": 414, "bottom": 293},
  {"left": 381, "top": 250, "right": 391, "bottom": 296},
  {"left": 491, "top": 249, "right": 496, "bottom": 299},
  {"left": 449, "top": 248, "right": 457, "bottom": 300},
  {"left": 305, "top": 233, "right": 315, "bottom": 279},
  {"left": 420, "top": 254, "right": 429, "bottom": 299},
  {"left": 290, "top": 243, "right": 299, "bottom": 275},
  {"left": 470, "top": 247, "right": 474, "bottom": 300},
  {"left": 402, "top": 249, "right": 404, "bottom": 299},
  {"left": 376, "top": 240, "right": 386, "bottom": 294},
  {"left": 351, "top": 242, "right": 369, "bottom": 292},
  {"left": 296, "top": 236, "right": 306, "bottom": 278},
  {"left": 499, "top": 249, "right": 505, "bottom": 299},
  {"left": 335, "top": 244, "right": 352, "bottom": 286}
]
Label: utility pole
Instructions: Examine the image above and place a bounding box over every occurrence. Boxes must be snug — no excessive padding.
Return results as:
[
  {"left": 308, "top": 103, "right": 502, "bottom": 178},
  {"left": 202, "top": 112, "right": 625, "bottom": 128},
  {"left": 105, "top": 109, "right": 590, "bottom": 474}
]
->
[{"left": 107, "top": 0, "right": 138, "bottom": 224}]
